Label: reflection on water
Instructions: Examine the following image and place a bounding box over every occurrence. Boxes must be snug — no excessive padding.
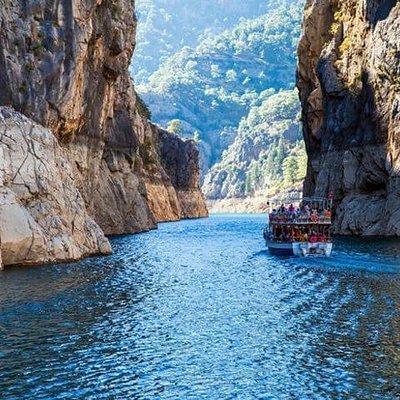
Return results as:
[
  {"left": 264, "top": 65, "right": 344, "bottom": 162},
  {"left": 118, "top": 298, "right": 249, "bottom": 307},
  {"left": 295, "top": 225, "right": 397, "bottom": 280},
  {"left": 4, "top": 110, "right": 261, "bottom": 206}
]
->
[{"left": 1, "top": 215, "right": 400, "bottom": 399}]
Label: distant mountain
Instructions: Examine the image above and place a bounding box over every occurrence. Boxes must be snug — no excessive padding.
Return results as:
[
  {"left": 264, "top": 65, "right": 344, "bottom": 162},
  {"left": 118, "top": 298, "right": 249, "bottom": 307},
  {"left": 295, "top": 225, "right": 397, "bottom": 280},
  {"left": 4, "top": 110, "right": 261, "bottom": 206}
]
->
[
  {"left": 138, "top": 4, "right": 304, "bottom": 170},
  {"left": 133, "top": 0, "right": 285, "bottom": 83},
  {"left": 134, "top": 1, "right": 305, "bottom": 209}
]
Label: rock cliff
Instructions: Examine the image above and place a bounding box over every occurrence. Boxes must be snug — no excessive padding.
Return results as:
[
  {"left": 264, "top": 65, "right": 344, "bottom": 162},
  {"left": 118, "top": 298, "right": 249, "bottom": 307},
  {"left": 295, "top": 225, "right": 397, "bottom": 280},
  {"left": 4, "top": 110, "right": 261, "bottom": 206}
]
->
[
  {"left": 0, "top": 0, "right": 207, "bottom": 266},
  {"left": 0, "top": 107, "right": 111, "bottom": 266},
  {"left": 297, "top": 0, "right": 400, "bottom": 235}
]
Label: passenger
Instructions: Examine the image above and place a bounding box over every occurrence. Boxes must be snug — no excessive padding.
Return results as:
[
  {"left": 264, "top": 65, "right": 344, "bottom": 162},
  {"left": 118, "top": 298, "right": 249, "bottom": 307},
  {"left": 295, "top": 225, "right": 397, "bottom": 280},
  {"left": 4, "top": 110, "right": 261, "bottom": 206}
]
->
[
  {"left": 311, "top": 209, "right": 319, "bottom": 223},
  {"left": 269, "top": 209, "right": 277, "bottom": 222},
  {"left": 324, "top": 209, "right": 332, "bottom": 219}
]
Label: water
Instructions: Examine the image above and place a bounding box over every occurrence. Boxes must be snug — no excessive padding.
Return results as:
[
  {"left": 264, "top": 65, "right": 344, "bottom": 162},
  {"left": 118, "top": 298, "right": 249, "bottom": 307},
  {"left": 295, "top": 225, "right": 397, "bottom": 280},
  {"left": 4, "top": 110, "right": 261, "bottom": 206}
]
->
[{"left": 1, "top": 215, "right": 400, "bottom": 400}]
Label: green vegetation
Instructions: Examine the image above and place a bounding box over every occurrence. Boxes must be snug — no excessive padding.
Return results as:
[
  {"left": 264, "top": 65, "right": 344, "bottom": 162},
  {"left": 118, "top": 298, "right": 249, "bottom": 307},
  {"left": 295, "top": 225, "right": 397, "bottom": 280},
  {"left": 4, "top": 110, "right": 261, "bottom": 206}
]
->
[
  {"left": 132, "top": 0, "right": 293, "bottom": 82},
  {"left": 167, "top": 119, "right": 183, "bottom": 135},
  {"left": 31, "top": 40, "right": 44, "bottom": 56},
  {"left": 138, "top": 3, "right": 304, "bottom": 169},
  {"left": 193, "top": 131, "right": 201, "bottom": 143},
  {"left": 203, "top": 90, "right": 306, "bottom": 199},
  {"left": 339, "top": 36, "right": 352, "bottom": 55},
  {"left": 25, "top": 61, "right": 34, "bottom": 72},
  {"left": 134, "top": 0, "right": 307, "bottom": 203},
  {"left": 19, "top": 82, "right": 28, "bottom": 93},
  {"left": 329, "top": 22, "right": 340, "bottom": 36},
  {"left": 111, "top": 3, "right": 122, "bottom": 19},
  {"left": 140, "top": 139, "right": 155, "bottom": 166}
]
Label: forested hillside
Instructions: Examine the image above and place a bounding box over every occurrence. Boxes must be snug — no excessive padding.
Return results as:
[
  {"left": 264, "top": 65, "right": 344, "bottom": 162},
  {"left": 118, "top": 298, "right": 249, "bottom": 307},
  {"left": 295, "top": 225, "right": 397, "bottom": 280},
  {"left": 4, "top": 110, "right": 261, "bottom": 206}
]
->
[
  {"left": 203, "top": 90, "right": 306, "bottom": 200},
  {"left": 133, "top": 0, "right": 287, "bottom": 82},
  {"left": 134, "top": 0, "right": 305, "bottom": 211}
]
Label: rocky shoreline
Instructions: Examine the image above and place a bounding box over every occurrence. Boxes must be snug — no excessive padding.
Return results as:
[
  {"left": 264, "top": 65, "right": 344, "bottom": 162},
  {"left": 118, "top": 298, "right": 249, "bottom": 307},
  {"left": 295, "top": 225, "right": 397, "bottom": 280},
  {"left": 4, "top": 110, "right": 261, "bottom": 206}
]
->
[{"left": 207, "top": 187, "right": 303, "bottom": 214}]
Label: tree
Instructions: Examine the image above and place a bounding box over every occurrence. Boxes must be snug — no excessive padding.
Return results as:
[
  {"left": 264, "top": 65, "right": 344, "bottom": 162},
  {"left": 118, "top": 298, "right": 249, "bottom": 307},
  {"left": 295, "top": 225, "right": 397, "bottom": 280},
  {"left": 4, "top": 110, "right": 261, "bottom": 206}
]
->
[
  {"left": 295, "top": 144, "right": 308, "bottom": 180},
  {"left": 283, "top": 156, "right": 299, "bottom": 185},
  {"left": 245, "top": 174, "right": 253, "bottom": 194},
  {"left": 167, "top": 119, "right": 183, "bottom": 135},
  {"left": 226, "top": 69, "right": 237, "bottom": 81},
  {"left": 211, "top": 64, "right": 221, "bottom": 78},
  {"left": 275, "top": 139, "right": 286, "bottom": 177}
]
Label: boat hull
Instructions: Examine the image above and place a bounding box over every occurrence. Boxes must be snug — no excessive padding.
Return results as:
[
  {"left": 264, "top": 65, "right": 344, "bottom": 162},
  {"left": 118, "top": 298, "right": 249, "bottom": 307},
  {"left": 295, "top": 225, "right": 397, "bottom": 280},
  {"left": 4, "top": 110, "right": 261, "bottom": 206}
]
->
[
  {"left": 266, "top": 241, "right": 333, "bottom": 257},
  {"left": 266, "top": 242, "right": 296, "bottom": 256}
]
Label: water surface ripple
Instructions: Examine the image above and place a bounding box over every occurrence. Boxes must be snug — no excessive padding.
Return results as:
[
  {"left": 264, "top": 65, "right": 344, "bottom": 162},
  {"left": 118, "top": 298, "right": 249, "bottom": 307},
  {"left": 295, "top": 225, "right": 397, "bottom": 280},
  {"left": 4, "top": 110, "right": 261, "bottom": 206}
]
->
[{"left": 1, "top": 215, "right": 400, "bottom": 399}]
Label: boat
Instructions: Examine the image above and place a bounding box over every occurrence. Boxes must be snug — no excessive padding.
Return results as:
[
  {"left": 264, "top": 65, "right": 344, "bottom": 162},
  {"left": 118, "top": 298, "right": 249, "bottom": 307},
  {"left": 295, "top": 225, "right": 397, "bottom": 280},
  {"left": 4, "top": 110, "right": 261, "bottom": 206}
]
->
[{"left": 263, "top": 197, "right": 333, "bottom": 257}]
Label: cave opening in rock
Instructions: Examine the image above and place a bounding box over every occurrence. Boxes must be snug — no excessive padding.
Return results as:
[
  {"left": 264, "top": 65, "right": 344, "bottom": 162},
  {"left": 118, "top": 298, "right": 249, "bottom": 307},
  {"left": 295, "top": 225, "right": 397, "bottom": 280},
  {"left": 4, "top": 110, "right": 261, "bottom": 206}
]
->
[{"left": 359, "top": 177, "right": 387, "bottom": 195}]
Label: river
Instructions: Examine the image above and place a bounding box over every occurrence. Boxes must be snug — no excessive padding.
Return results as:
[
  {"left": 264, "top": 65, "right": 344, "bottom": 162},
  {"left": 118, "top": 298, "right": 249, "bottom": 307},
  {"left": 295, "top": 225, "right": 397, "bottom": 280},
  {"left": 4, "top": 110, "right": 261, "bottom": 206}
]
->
[{"left": 1, "top": 214, "right": 400, "bottom": 399}]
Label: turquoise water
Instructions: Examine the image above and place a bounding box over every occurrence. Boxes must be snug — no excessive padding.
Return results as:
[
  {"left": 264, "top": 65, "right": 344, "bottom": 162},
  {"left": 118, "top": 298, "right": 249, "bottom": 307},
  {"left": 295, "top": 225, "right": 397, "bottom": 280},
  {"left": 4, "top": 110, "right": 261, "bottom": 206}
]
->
[{"left": 1, "top": 214, "right": 400, "bottom": 399}]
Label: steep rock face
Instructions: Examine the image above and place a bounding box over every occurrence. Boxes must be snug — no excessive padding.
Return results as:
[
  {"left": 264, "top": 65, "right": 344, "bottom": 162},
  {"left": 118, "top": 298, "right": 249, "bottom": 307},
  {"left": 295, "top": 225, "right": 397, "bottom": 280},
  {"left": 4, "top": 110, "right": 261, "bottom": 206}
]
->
[
  {"left": 297, "top": 0, "right": 400, "bottom": 235},
  {"left": 0, "top": 1, "right": 207, "bottom": 243},
  {"left": 0, "top": 107, "right": 111, "bottom": 266},
  {"left": 156, "top": 129, "right": 208, "bottom": 220}
]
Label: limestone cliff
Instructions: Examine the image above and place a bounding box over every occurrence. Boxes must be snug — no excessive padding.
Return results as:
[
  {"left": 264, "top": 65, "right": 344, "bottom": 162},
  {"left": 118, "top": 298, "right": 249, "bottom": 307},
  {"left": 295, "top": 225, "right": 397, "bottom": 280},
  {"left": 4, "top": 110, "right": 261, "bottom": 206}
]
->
[
  {"left": 0, "top": 107, "right": 111, "bottom": 266},
  {"left": 0, "top": 0, "right": 207, "bottom": 266},
  {"left": 297, "top": 0, "right": 400, "bottom": 236}
]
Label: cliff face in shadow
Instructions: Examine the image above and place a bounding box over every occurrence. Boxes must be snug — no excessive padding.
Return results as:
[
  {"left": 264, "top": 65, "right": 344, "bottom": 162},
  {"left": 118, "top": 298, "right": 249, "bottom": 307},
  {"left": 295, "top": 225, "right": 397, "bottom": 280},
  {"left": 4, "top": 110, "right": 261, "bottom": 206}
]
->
[
  {"left": 0, "top": 0, "right": 207, "bottom": 266},
  {"left": 297, "top": 0, "right": 400, "bottom": 236}
]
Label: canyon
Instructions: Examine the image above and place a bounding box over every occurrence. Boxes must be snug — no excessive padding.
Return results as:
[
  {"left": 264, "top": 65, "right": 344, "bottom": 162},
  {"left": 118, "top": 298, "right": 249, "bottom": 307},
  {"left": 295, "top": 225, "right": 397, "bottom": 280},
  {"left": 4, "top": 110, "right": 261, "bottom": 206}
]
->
[
  {"left": 1, "top": 0, "right": 399, "bottom": 270},
  {"left": 0, "top": 0, "right": 207, "bottom": 267},
  {"left": 298, "top": 0, "right": 400, "bottom": 235}
]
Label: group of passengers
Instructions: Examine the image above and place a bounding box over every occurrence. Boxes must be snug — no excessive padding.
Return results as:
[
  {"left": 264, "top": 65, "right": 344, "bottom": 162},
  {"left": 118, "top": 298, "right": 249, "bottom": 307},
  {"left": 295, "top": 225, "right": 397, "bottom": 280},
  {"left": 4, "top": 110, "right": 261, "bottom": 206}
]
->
[
  {"left": 273, "top": 228, "right": 329, "bottom": 243},
  {"left": 269, "top": 202, "right": 332, "bottom": 223}
]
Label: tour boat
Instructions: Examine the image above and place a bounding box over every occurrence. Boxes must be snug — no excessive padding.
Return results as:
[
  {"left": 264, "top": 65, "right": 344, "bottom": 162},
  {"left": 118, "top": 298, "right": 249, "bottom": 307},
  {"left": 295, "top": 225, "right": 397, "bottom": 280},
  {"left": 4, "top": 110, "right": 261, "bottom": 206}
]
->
[{"left": 264, "top": 197, "right": 333, "bottom": 257}]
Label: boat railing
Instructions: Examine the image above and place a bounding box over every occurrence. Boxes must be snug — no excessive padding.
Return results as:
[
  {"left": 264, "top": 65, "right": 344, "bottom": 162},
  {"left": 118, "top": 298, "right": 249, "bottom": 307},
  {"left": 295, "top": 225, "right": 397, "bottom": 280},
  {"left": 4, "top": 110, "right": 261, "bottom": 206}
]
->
[{"left": 269, "top": 214, "right": 332, "bottom": 225}]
